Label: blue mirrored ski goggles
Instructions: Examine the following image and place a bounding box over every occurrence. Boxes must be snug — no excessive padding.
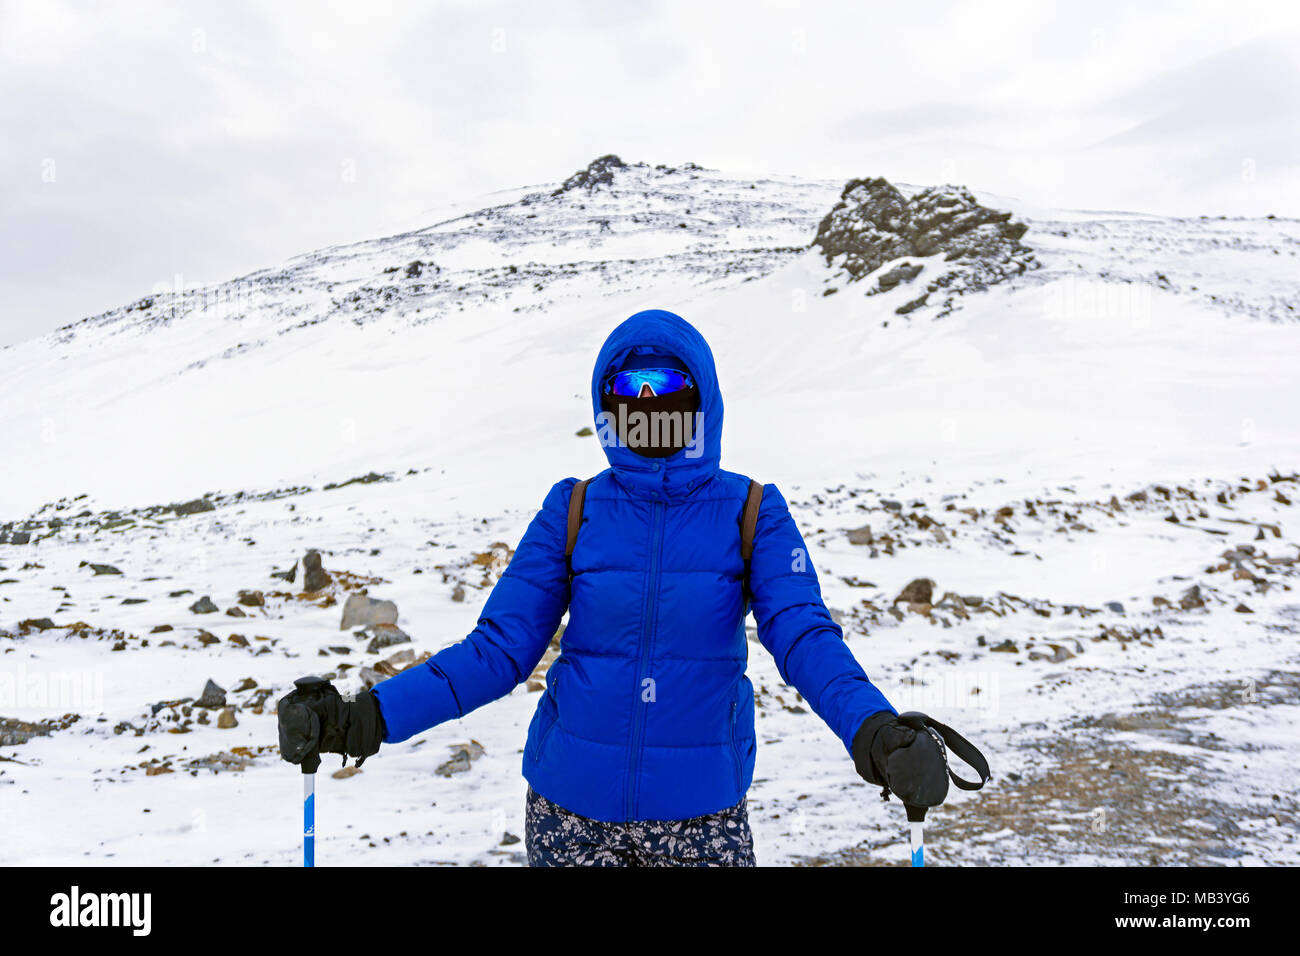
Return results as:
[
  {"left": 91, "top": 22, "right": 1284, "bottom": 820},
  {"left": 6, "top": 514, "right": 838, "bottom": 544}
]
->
[{"left": 603, "top": 367, "right": 695, "bottom": 397}]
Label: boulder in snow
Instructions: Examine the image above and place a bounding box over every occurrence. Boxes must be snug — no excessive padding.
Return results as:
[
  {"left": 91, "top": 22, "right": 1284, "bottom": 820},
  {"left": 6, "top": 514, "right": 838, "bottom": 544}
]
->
[{"left": 340, "top": 592, "right": 399, "bottom": 630}]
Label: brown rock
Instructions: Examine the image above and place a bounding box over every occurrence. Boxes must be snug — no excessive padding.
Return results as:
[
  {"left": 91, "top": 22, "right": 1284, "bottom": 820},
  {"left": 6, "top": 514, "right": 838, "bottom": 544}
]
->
[
  {"left": 303, "top": 550, "right": 331, "bottom": 592},
  {"left": 846, "top": 525, "right": 873, "bottom": 546},
  {"left": 435, "top": 739, "right": 486, "bottom": 778},
  {"left": 341, "top": 592, "right": 399, "bottom": 630},
  {"left": 363, "top": 623, "right": 411, "bottom": 654},
  {"left": 1178, "top": 585, "right": 1205, "bottom": 610},
  {"left": 1028, "top": 643, "right": 1075, "bottom": 664},
  {"left": 894, "top": 578, "right": 935, "bottom": 605}
]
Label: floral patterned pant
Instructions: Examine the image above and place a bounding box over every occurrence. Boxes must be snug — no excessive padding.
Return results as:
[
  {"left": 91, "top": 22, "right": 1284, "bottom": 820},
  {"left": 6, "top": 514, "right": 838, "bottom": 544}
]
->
[{"left": 524, "top": 786, "right": 757, "bottom": 867}]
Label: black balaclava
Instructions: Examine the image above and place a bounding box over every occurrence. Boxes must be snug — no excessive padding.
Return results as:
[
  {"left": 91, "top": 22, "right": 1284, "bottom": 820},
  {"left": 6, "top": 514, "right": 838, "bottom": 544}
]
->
[{"left": 599, "top": 350, "right": 701, "bottom": 458}]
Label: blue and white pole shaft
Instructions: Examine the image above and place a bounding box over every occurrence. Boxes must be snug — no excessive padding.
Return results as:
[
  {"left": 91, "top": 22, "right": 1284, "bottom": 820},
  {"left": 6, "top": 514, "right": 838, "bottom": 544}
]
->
[
  {"left": 905, "top": 805, "right": 926, "bottom": 868},
  {"left": 291, "top": 675, "right": 328, "bottom": 868},
  {"left": 304, "top": 770, "right": 316, "bottom": 867}
]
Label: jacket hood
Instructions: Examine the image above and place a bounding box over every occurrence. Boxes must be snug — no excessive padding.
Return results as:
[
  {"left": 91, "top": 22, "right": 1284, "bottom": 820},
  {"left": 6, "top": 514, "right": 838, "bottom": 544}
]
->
[{"left": 590, "top": 309, "right": 723, "bottom": 498}]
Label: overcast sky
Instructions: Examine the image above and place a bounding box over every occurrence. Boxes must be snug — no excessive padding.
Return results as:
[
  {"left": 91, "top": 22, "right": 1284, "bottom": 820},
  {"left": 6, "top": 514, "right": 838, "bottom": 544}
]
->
[{"left": 3, "top": 0, "right": 1299, "bottom": 346}]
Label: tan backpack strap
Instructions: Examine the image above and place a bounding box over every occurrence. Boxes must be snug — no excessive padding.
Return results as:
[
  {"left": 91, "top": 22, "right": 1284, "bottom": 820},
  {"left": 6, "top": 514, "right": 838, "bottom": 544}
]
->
[
  {"left": 740, "top": 480, "right": 764, "bottom": 606},
  {"left": 565, "top": 478, "right": 591, "bottom": 578},
  {"left": 740, "top": 480, "right": 763, "bottom": 561}
]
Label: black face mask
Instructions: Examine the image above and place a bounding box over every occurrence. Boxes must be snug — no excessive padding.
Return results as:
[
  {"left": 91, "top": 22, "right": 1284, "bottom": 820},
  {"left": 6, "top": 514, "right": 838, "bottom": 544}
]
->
[{"left": 600, "top": 387, "right": 701, "bottom": 458}]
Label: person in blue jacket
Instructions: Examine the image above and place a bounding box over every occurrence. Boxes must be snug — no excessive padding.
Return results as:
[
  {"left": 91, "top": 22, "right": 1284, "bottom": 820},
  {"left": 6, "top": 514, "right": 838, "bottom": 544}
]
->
[{"left": 278, "top": 308, "right": 954, "bottom": 866}]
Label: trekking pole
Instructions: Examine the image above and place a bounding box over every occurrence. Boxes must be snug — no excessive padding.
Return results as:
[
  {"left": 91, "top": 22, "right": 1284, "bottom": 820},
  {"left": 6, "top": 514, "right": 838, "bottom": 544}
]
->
[
  {"left": 303, "top": 756, "right": 318, "bottom": 867},
  {"left": 291, "top": 675, "right": 329, "bottom": 868},
  {"left": 906, "top": 804, "right": 926, "bottom": 867},
  {"left": 893, "top": 712, "right": 992, "bottom": 869}
]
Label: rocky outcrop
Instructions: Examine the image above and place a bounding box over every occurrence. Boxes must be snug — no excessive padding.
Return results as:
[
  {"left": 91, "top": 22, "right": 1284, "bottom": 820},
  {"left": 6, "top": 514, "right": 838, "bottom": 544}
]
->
[
  {"left": 553, "top": 154, "right": 629, "bottom": 196},
  {"left": 813, "top": 177, "right": 914, "bottom": 279},
  {"left": 812, "top": 177, "right": 1035, "bottom": 316}
]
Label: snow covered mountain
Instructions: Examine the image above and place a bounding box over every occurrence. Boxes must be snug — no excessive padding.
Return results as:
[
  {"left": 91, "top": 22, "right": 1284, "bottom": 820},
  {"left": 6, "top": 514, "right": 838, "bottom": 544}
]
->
[{"left": 2, "top": 155, "right": 1298, "bottom": 866}]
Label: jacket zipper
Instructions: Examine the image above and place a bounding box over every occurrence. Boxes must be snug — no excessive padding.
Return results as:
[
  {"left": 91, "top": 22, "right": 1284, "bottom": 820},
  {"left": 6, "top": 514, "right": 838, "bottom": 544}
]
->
[{"left": 625, "top": 498, "right": 665, "bottom": 820}]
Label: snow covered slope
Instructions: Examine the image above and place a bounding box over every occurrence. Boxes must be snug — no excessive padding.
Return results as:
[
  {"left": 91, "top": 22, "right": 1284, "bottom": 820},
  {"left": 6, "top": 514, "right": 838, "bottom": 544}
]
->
[{"left": 2, "top": 156, "right": 1298, "bottom": 866}]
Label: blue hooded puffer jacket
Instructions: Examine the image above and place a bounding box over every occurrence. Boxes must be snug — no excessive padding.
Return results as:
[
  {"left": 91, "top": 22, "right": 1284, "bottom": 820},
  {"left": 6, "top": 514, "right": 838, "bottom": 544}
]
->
[{"left": 372, "top": 309, "right": 895, "bottom": 822}]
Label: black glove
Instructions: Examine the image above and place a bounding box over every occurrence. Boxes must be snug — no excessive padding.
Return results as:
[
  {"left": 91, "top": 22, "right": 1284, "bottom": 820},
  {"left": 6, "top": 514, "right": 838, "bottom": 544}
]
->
[
  {"left": 852, "top": 710, "right": 951, "bottom": 809},
  {"left": 277, "top": 675, "right": 386, "bottom": 773}
]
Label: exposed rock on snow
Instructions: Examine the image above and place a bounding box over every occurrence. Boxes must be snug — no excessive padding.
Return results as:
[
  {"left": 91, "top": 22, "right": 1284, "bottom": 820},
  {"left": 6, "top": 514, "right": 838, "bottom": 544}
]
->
[
  {"left": 894, "top": 577, "right": 936, "bottom": 605},
  {"left": 813, "top": 177, "right": 914, "bottom": 278},
  {"left": 361, "top": 623, "right": 410, "bottom": 654},
  {"left": 846, "top": 525, "right": 873, "bottom": 545},
  {"left": 1, "top": 714, "right": 78, "bottom": 746},
  {"left": 1179, "top": 584, "right": 1206, "bottom": 610},
  {"left": 340, "top": 592, "right": 399, "bottom": 630},
  {"left": 189, "top": 595, "right": 218, "bottom": 614},
  {"left": 1028, "top": 643, "right": 1075, "bottom": 663},
  {"left": 195, "top": 679, "right": 227, "bottom": 709},
  {"left": 812, "top": 176, "right": 1035, "bottom": 315},
  {"left": 552, "top": 154, "right": 629, "bottom": 196},
  {"left": 470, "top": 542, "right": 514, "bottom": 583},
  {"left": 302, "top": 550, "right": 331, "bottom": 592},
  {"left": 435, "top": 739, "right": 485, "bottom": 777},
  {"left": 322, "top": 471, "right": 391, "bottom": 491}
]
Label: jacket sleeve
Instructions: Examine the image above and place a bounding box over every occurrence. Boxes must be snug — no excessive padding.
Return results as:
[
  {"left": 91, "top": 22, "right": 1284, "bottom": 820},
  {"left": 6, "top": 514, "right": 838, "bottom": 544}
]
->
[
  {"left": 748, "top": 484, "right": 896, "bottom": 754},
  {"left": 371, "top": 478, "right": 575, "bottom": 743}
]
